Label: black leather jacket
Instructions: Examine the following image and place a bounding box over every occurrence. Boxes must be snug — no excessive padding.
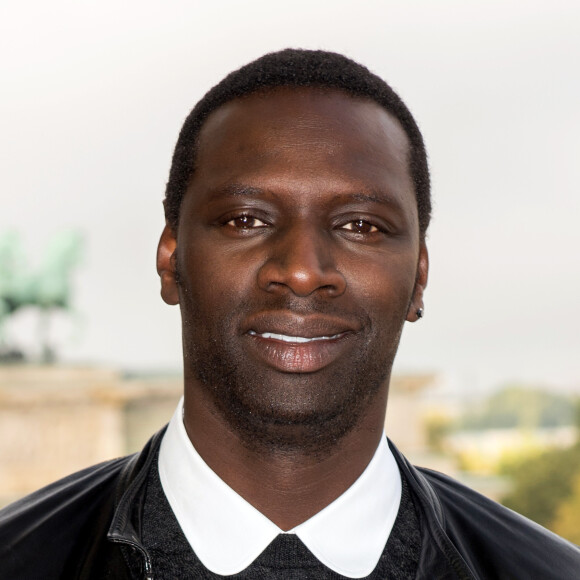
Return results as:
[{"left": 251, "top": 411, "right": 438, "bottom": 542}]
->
[{"left": 1, "top": 428, "right": 579, "bottom": 579}]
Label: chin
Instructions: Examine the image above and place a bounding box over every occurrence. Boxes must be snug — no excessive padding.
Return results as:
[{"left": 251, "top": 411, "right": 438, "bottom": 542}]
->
[{"left": 193, "top": 352, "right": 390, "bottom": 456}]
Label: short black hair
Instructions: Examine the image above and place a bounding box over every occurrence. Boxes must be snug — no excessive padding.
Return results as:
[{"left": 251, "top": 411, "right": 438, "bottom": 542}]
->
[{"left": 164, "top": 48, "right": 431, "bottom": 236}]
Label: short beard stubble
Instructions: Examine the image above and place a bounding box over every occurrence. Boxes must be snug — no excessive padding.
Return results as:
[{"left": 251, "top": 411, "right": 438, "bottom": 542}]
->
[{"left": 180, "top": 289, "right": 407, "bottom": 458}]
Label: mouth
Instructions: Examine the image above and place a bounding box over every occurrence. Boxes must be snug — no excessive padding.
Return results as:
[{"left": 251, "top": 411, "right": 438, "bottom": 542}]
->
[
  {"left": 247, "top": 330, "right": 345, "bottom": 343},
  {"left": 243, "top": 313, "right": 358, "bottom": 373}
]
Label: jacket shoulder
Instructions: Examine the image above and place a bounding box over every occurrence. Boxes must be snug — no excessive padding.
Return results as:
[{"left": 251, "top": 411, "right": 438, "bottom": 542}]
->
[
  {"left": 0, "top": 455, "right": 133, "bottom": 579},
  {"left": 417, "top": 465, "right": 580, "bottom": 579}
]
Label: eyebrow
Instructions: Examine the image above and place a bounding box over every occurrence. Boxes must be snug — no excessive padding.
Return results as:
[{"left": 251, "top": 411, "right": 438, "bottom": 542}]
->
[
  {"left": 206, "top": 184, "right": 402, "bottom": 209},
  {"left": 206, "top": 184, "right": 268, "bottom": 201},
  {"left": 336, "top": 191, "right": 402, "bottom": 209}
]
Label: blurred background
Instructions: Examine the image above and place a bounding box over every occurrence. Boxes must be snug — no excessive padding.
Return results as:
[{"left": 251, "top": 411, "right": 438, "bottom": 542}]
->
[{"left": 1, "top": 0, "right": 579, "bottom": 540}]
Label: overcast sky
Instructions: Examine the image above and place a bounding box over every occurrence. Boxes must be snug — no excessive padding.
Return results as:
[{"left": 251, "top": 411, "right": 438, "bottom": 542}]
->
[{"left": 2, "top": 0, "right": 579, "bottom": 395}]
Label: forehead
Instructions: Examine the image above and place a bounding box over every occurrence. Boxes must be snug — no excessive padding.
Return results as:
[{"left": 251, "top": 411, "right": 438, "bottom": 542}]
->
[{"left": 195, "top": 87, "right": 411, "bottom": 180}]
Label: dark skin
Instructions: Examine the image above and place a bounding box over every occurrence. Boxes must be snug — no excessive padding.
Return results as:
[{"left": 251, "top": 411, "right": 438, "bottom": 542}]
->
[{"left": 157, "top": 87, "right": 428, "bottom": 531}]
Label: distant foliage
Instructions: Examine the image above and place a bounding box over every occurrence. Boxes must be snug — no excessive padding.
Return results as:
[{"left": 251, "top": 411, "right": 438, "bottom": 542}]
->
[
  {"left": 551, "top": 473, "right": 580, "bottom": 544},
  {"left": 425, "top": 412, "right": 455, "bottom": 452},
  {"left": 498, "top": 400, "right": 580, "bottom": 542},
  {"left": 459, "top": 386, "right": 577, "bottom": 430},
  {"left": 500, "top": 441, "right": 580, "bottom": 529}
]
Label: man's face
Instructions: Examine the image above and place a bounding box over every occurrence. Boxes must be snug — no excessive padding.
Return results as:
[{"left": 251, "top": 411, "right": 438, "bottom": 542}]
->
[{"left": 158, "top": 87, "right": 427, "bottom": 450}]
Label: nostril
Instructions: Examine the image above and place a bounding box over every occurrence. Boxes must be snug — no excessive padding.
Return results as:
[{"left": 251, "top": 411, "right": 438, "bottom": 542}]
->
[
  {"left": 257, "top": 259, "right": 346, "bottom": 297},
  {"left": 256, "top": 228, "right": 347, "bottom": 297}
]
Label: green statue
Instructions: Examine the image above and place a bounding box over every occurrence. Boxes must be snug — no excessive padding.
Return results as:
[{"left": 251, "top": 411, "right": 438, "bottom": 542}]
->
[{"left": 0, "top": 231, "right": 84, "bottom": 363}]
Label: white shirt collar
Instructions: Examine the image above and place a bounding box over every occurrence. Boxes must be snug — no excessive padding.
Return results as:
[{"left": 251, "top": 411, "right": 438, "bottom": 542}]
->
[{"left": 158, "top": 398, "right": 402, "bottom": 578}]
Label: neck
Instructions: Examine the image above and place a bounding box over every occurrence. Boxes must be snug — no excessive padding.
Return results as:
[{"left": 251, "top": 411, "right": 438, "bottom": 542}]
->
[{"left": 183, "top": 380, "right": 388, "bottom": 531}]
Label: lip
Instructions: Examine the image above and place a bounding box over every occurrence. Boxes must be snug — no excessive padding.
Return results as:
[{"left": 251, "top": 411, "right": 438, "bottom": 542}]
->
[
  {"left": 242, "top": 311, "right": 359, "bottom": 373},
  {"left": 244, "top": 311, "right": 359, "bottom": 337}
]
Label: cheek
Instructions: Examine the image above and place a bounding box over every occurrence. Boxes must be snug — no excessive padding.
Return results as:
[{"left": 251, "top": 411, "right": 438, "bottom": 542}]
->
[
  {"left": 178, "top": 240, "right": 258, "bottom": 311},
  {"left": 343, "top": 253, "right": 417, "bottom": 307}
]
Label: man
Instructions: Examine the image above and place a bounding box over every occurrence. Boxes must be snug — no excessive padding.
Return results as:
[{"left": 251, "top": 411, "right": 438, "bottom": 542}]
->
[{"left": 1, "top": 49, "right": 578, "bottom": 579}]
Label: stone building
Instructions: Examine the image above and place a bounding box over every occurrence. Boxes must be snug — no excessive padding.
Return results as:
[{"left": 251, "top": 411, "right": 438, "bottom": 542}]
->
[{"left": 0, "top": 366, "right": 436, "bottom": 507}]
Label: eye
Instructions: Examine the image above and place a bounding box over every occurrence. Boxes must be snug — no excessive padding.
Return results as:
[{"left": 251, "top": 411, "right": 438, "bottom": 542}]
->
[
  {"left": 340, "top": 220, "right": 380, "bottom": 234},
  {"left": 226, "top": 215, "right": 268, "bottom": 229}
]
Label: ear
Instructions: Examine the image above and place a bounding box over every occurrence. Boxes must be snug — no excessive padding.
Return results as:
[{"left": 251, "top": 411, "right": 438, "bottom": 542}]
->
[
  {"left": 156, "top": 225, "right": 180, "bottom": 305},
  {"left": 406, "top": 241, "right": 429, "bottom": 322}
]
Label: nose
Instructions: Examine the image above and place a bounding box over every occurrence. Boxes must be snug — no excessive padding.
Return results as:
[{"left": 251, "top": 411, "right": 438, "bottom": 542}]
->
[{"left": 257, "top": 225, "right": 347, "bottom": 297}]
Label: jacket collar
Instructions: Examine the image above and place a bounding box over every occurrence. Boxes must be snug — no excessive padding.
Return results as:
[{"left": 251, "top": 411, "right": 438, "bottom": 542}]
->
[
  {"left": 388, "top": 440, "right": 476, "bottom": 580},
  {"left": 107, "top": 427, "right": 167, "bottom": 580}
]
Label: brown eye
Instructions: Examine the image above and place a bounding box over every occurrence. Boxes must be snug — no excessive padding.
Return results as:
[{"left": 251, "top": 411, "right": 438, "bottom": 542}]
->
[
  {"left": 342, "top": 220, "right": 379, "bottom": 234},
  {"left": 227, "top": 215, "right": 268, "bottom": 229}
]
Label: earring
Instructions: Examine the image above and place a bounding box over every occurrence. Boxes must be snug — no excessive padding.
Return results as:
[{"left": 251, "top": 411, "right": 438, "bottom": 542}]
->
[{"left": 416, "top": 308, "right": 423, "bottom": 319}]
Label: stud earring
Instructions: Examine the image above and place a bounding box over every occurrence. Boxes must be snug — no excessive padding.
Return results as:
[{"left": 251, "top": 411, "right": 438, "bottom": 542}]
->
[{"left": 416, "top": 308, "right": 424, "bottom": 319}]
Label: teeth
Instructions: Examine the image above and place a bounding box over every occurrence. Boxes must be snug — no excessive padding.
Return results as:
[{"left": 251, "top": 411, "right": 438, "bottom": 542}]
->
[{"left": 248, "top": 330, "right": 340, "bottom": 343}]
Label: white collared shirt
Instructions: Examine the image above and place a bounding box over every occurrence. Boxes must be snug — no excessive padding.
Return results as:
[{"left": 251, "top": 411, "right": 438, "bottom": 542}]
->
[{"left": 158, "top": 398, "right": 402, "bottom": 578}]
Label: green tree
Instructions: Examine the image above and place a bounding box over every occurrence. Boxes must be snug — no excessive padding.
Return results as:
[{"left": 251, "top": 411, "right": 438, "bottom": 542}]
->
[
  {"left": 500, "top": 441, "right": 580, "bottom": 528},
  {"left": 551, "top": 472, "right": 580, "bottom": 543},
  {"left": 425, "top": 412, "right": 455, "bottom": 452},
  {"left": 460, "top": 386, "right": 576, "bottom": 430}
]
